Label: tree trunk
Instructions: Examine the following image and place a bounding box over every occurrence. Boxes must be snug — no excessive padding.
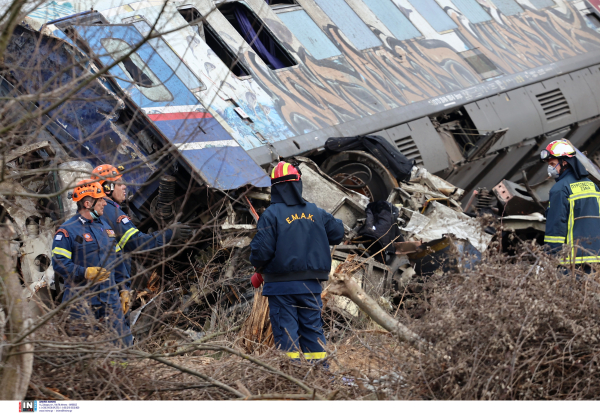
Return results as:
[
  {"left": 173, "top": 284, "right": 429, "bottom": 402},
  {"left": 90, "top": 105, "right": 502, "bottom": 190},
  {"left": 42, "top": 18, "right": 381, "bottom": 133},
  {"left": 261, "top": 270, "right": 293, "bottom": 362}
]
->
[
  {"left": 0, "top": 224, "right": 34, "bottom": 400},
  {"left": 326, "top": 255, "right": 422, "bottom": 347}
]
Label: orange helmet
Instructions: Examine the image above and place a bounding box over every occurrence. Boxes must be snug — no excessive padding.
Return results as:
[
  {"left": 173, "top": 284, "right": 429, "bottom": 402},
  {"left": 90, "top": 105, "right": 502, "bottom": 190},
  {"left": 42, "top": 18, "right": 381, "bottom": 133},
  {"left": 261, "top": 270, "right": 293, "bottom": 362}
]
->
[
  {"left": 91, "top": 164, "right": 125, "bottom": 193},
  {"left": 271, "top": 161, "right": 301, "bottom": 185},
  {"left": 71, "top": 179, "right": 106, "bottom": 202},
  {"left": 540, "top": 139, "right": 576, "bottom": 162}
]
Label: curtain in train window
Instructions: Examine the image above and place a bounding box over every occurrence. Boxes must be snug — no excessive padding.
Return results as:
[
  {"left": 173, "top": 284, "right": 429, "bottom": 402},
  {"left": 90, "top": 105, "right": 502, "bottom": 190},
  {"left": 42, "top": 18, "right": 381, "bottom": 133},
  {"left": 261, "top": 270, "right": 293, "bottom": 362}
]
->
[
  {"left": 218, "top": 2, "right": 297, "bottom": 70},
  {"left": 313, "top": 0, "right": 382, "bottom": 50},
  {"left": 100, "top": 38, "right": 173, "bottom": 102},
  {"left": 490, "top": 0, "right": 524, "bottom": 15},
  {"left": 362, "top": 0, "right": 421, "bottom": 40},
  {"left": 408, "top": 0, "right": 458, "bottom": 32},
  {"left": 451, "top": 0, "right": 492, "bottom": 23},
  {"left": 278, "top": 10, "right": 341, "bottom": 59}
]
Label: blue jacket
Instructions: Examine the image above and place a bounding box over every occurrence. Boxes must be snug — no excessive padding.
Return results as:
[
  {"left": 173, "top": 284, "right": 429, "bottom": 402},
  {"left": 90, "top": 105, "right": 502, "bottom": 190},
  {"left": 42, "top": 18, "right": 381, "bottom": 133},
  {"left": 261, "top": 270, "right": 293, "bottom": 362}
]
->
[
  {"left": 544, "top": 168, "right": 600, "bottom": 264},
  {"left": 51, "top": 213, "right": 125, "bottom": 306},
  {"left": 103, "top": 198, "right": 173, "bottom": 275},
  {"left": 250, "top": 201, "right": 344, "bottom": 282}
]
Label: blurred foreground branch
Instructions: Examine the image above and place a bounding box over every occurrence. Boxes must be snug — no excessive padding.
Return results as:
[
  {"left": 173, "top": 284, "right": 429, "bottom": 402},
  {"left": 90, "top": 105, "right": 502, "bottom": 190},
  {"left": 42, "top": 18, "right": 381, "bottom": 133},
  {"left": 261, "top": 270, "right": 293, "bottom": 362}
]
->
[{"left": 0, "top": 223, "right": 33, "bottom": 399}]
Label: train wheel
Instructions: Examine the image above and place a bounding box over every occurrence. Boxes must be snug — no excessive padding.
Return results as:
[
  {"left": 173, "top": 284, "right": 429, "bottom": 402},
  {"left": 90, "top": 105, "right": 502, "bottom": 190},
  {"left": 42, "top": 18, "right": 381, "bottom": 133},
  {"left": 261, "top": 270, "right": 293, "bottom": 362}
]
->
[{"left": 321, "top": 151, "right": 398, "bottom": 202}]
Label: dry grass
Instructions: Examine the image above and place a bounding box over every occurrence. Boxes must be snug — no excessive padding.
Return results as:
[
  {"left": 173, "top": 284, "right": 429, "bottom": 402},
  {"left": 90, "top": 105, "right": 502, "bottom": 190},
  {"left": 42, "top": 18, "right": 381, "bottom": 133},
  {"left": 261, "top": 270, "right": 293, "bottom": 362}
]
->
[{"left": 24, "top": 241, "right": 600, "bottom": 400}]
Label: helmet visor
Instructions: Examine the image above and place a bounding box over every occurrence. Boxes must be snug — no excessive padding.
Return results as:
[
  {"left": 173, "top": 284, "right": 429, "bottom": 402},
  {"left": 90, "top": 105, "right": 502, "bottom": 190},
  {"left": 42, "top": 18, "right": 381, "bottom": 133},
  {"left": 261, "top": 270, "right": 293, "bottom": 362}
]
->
[{"left": 540, "top": 149, "right": 551, "bottom": 162}]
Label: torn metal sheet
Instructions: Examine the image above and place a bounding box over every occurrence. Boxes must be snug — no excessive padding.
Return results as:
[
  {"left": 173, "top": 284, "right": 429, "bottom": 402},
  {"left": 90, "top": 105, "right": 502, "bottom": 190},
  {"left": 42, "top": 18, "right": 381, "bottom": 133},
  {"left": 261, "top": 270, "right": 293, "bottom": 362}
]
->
[
  {"left": 406, "top": 202, "right": 493, "bottom": 253},
  {"left": 410, "top": 167, "right": 464, "bottom": 200},
  {"left": 493, "top": 179, "right": 544, "bottom": 215},
  {"left": 296, "top": 157, "right": 369, "bottom": 229},
  {"left": 401, "top": 208, "right": 430, "bottom": 235},
  {"left": 501, "top": 213, "right": 546, "bottom": 232}
]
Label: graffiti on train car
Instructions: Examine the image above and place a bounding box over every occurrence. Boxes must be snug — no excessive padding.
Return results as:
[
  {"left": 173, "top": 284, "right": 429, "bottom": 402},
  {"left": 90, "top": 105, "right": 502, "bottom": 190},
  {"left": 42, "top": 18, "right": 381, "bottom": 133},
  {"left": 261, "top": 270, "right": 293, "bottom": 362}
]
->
[
  {"left": 25, "top": 1, "right": 600, "bottom": 147},
  {"left": 249, "top": 1, "right": 600, "bottom": 137}
]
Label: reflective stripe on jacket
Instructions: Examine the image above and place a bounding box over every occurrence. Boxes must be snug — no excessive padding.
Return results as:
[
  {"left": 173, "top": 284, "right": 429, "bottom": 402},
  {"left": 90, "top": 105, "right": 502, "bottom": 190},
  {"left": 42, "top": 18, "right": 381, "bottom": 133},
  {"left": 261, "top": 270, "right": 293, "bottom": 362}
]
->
[
  {"left": 51, "top": 214, "right": 124, "bottom": 305},
  {"left": 103, "top": 199, "right": 173, "bottom": 276},
  {"left": 544, "top": 169, "right": 600, "bottom": 264}
]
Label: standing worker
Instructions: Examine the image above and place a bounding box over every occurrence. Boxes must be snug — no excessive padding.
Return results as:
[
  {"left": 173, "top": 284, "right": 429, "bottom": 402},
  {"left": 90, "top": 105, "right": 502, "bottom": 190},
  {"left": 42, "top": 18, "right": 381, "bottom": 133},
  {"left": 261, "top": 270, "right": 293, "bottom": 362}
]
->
[
  {"left": 91, "top": 164, "right": 193, "bottom": 315},
  {"left": 250, "top": 161, "right": 344, "bottom": 362},
  {"left": 51, "top": 180, "right": 132, "bottom": 346},
  {"left": 541, "top": 139, "right": 600, "bottom": 268}
]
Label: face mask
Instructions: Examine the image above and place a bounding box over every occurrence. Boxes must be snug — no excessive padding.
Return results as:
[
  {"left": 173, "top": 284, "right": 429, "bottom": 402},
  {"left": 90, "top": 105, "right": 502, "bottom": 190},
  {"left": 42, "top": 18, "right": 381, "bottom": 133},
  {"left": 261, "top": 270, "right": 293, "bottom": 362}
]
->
[{"left": 548, "top": 164, "right": 560, "bottom": 179}]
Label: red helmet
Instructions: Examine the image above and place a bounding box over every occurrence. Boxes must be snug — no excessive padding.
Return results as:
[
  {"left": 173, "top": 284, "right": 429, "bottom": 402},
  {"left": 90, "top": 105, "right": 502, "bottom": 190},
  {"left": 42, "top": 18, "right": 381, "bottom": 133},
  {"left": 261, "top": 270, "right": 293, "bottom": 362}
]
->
[
  {"left": 91, "top": 164, "right": 125, "bottom": 193},
  {"left": 71, "top": 180, "right": 106, "bottom": 202},
  {"left": 540, "top": 139, "right": 576, "bottom": 162},
  {"left": 270, "top": 161, "right": 301, "bottom": 185}
]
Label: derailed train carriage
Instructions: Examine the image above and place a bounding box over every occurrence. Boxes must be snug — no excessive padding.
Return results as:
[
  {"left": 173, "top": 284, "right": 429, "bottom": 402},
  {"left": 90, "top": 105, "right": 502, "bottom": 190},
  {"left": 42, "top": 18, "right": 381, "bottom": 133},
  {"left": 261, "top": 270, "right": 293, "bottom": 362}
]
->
[{"left": 4, "top": 0, "right": 600, "bottom": 309}]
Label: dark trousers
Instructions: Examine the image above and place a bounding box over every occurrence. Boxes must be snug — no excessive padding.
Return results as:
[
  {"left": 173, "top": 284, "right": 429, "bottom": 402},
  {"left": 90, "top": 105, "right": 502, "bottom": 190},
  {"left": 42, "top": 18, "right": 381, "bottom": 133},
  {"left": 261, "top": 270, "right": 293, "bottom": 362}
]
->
[{"left": 267, "top": 294, "right": 326, "bottom": 360}]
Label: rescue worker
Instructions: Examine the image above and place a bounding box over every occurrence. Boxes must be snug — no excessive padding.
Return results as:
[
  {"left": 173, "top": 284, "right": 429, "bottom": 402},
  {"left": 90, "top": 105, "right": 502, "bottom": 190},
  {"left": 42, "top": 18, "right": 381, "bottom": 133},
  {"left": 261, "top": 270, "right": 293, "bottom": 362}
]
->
[
  {"left": 51, "top": 180, "right": 132, "bottom": 346},
  {"left": 249, "top": 161, "right": 344, "bottom": 362},
  {"left": 541, "top": 139, "right": 600, "bottom": 268},
  {"left": 91, "top": 164, "right": 193, "bottom": 315}
]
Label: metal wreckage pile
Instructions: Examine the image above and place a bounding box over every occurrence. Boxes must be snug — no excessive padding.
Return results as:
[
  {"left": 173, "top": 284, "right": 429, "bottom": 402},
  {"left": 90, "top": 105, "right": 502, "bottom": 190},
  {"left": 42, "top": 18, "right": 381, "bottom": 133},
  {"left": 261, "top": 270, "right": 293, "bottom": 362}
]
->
[{"left": 4, "top": 22, "right": 600, "bottom": 347}]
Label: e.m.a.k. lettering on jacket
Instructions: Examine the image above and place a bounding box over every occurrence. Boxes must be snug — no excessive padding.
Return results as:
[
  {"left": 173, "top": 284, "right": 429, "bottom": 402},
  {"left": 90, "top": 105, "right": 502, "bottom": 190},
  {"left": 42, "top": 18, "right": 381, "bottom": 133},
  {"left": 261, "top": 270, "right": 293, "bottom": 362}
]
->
[{"left": 250, "top": 202, "right": 344, "bottom": 283}]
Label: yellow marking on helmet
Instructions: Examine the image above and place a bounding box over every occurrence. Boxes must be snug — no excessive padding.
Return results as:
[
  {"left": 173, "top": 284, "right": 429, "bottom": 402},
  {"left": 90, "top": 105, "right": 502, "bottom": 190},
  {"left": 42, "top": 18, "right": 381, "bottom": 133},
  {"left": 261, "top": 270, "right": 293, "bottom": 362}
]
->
[{"left": 283, "top": 163, "right": 290, "bottom": 176}]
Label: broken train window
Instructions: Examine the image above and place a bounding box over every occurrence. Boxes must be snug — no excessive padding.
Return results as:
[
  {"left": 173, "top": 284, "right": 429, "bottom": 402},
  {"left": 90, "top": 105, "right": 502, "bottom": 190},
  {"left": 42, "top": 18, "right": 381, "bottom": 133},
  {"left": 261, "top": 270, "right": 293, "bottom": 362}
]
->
[
  {"left": 100, "top": 38, "right": 173, "bottom": 102},
  {"left": 217, "top": 1, "right": 297, "bottom": 70},
  {"left": 178, "top": 7, "right": 251, "bottom": 77}
]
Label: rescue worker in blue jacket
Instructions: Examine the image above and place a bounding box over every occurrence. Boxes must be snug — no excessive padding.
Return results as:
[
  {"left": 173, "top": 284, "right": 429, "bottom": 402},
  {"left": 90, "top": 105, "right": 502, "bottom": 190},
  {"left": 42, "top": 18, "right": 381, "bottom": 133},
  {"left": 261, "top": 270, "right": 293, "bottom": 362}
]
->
[
  {"left": 51, "top": 180, "right": 132, "bottom": 346},
  {"left": 91, "top": 164, "right": 193, "bottom": 315},
  {"left": 250, "top": 161, "right": 345, "bottom": 362},
  {"left": 541, "top": 139, "right": 600, "bottom": 267}
]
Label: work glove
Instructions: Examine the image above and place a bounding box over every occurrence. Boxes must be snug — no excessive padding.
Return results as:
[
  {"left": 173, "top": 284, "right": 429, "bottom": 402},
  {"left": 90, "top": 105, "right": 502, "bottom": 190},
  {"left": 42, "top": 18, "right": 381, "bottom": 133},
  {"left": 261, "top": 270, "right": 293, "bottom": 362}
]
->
[
  {"left": 171, "top": 223, "right": 193, "bottom": 243},
  {"left": 120, "top": 290, "right": 132, "bottom": 314},
  {"left": 251, "top": 272, "right": 264, "bottom": 288},
  {"left": 85, "top": 267, "right": 110, "bottom": 283}
]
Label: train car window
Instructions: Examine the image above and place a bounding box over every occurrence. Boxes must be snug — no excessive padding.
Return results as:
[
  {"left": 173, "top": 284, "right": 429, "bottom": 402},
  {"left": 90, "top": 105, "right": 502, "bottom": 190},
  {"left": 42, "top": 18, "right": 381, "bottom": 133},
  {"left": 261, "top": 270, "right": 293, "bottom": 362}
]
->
[
  {"left": 217, "top": 2, "right": 297, "bottom": 70},
  {"left": 528, "top": 0, "right": 557, "bottom": 9},
  {"left": 408, "top": 0, "right": 458, "bottom": 32},
  {"left": 490, "top": 0, "right": 524, "bottom": 15},
  {"left": 459, "top": 49, "right": 503, "bottom": 80},
  {"left": 100, "top": 38, "right": 174, "bottom": 102},
  {"left": 277, "top": 10, "right": 342, "bottom": 59},
  {"left": 313, "top": 0, "right": 382, "bottom": 50},
  {"left": 450, "top": 0, "right": 492, "bottom": 23},
  {"left": 362, "top": 0, "right": 422, "bottom": 40},
  {"left": 268, "top": 0, "right": 300, "bottom": 12},
  {"left": 179, "top": 7, "right": 251, "bottom": 77},
  {"left": 584, "top": 13, "right": 600, "bottom": 32}
]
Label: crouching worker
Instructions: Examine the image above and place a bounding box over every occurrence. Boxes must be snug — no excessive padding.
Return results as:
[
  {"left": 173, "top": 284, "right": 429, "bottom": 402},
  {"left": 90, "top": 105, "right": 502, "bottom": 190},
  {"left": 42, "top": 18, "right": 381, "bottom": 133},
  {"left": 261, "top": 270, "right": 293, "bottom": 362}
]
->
[
  {"left": 51, "top": 180, "right": 132, "bottom": 347},
  {"left": 250, "top": 162, "right": 344, "bottom": 362}
]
